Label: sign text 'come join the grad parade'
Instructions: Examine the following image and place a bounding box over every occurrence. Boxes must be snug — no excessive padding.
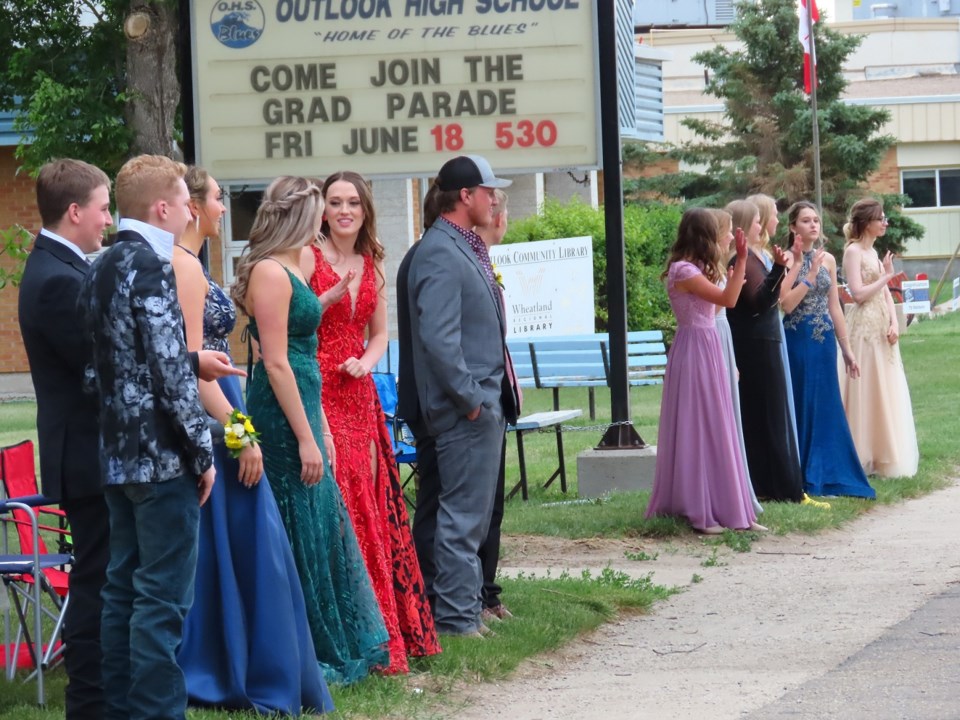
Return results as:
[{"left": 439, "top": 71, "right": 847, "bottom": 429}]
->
[{"left": 191, "top": 0, "right": 600, "bottom": 181}]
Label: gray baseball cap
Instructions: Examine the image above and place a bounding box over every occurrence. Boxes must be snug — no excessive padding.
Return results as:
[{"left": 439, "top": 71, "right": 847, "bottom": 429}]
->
[{"left": 436, "top": 155, "right": 512, "bottom": 191}]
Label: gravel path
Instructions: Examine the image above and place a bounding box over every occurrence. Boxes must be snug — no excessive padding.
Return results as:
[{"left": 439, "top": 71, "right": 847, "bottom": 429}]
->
[{"left": 452, "top": 480, "right": 960, "bottom": 719}]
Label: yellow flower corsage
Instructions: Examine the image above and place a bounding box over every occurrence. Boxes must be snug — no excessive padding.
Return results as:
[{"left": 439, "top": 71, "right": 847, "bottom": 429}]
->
[
  {"left": 492, "top": 262, "right": 504, "bottom": 290},
  {"left": 224, "top": 409, "right": 262, "bottom": 458}
]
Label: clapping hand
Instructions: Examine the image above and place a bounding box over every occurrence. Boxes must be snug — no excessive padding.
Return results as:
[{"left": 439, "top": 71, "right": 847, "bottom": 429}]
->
[
  {"left": 882, "top": 250, "right": 895, "bottom": 278},
  {"left": 808, "top": 248, "right": 826, "bottom": 277},
  {"left": 790, "top": 235, "right": 804, "bottom": 260},
  {"left": 733, "top": 227, "right": 747, "bottom": 258},
  {"left": 318, "top": 269, "right": 355, "bottom": 309},
  {"left": 772, "top": 244, "right": 790, "bottom": 266}
]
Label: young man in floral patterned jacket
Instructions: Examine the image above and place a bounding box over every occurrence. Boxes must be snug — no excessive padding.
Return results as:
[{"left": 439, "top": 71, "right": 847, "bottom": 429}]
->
[{"left": 78, "top": 154, "right": 215, "bottom": 720}]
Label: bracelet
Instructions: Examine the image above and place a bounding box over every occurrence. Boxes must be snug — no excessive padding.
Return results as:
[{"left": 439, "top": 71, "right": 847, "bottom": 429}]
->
[
  {"left": 323, "top": 432, "right": 333, "bottom": 438},
  {"left": 836, "top": 335, "right": 847, "bottom": 341},
  {"left": 800, "top": 278, "right": 814, "bottom": 289}
]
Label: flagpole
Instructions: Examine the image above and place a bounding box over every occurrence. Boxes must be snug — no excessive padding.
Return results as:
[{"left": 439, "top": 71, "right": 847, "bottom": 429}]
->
[{"left": 807, "top": 2, "right": 823, "bottom": 215}]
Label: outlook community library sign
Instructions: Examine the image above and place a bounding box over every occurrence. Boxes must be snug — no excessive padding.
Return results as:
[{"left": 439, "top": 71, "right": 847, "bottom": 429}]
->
[{"left": 191, "top": 0, "right": 601, "bottom": 181}]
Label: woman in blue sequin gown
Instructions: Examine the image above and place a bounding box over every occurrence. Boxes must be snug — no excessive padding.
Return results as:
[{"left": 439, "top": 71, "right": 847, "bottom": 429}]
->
[
  {"left": 781, "top": 201, "right": 876, "bottom": 500},
  {"left": 173, "top": 167, "right": 333, "bottom": 715},
  {"left": 231, "top": 176, "right": 390, "bottom": 686}
]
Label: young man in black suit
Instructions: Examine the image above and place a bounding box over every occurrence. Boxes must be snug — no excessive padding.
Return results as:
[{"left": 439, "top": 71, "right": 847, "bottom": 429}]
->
[{"left": 18, "top": 159, "right": 114, "bottom": 719}]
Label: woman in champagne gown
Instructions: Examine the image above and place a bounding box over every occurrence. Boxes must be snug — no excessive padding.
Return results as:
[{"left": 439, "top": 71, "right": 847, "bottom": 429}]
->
[
  {"left": 232, "top": 176, "right": 389, "bottom": 685},
  {"left": 302, "top": 171, "right": 439, "bottom": 674},
  {"left": 840, "top": 198, "right": 918, "bottom": 477},
  {"left": 174, "top": 167, "right": 333, "bottom": 714},
  {"left": 781, "top": 201, "right": 876, "bottom": 499}
]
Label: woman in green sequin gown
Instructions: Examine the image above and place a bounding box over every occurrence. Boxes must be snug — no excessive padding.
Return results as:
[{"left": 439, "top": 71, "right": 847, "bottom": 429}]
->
[{"left": 233, "top": 177, "right": 389, "bottom": 685}]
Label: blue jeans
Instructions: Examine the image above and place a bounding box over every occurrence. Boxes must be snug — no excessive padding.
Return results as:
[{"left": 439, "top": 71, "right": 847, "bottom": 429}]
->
[{"left": 101, "top": 477, "right": 200, "bottom": 720}]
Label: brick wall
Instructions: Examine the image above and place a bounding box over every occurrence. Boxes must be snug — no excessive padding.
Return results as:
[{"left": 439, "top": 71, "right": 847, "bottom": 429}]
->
[
  {"left": 867, "top": 147, "right": 900, "bottom": 194},
  {"left": 0, "top": 146, "right": 41, "bottom": 374},
  {"left": 208, "top": 234, "right": 251, "bottom": 366}
]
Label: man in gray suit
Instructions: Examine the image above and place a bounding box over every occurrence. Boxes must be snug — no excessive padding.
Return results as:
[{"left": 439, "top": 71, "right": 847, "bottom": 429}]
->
[{"left": 398, "top": 155, "right": 513, "bottom": 637}]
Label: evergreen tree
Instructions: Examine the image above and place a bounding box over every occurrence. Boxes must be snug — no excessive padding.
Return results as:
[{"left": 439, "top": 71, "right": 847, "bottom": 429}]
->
[{"left": 626, "top": 0, "right": 923, "bottom": 257}]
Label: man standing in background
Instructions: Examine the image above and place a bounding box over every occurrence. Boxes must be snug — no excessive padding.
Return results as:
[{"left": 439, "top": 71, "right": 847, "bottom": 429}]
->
[
  {"left": 18, "top": 159, "right": 113, "bottom": 719},
  {"left": 398, "top": 155, "right": 514, "bottom": 638}
]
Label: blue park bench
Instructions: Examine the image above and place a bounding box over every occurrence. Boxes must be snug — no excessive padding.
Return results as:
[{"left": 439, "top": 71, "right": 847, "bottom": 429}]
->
[
  {"left": 507, "top": 330, "right": 667, "bottom": 419},
  {"left": 373, "top": 340, "right": 583, "bottom": 501}
]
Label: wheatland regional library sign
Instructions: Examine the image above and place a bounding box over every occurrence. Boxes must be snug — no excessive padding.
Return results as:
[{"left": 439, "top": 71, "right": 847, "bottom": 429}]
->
[{"left": 190, "top": 0, "right": 600, "bottom": 181}]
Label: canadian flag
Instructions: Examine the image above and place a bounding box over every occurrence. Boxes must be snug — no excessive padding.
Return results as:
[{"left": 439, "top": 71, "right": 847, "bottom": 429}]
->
[{"left": 798, "top": 0, "right": 819, "bottom": 94}]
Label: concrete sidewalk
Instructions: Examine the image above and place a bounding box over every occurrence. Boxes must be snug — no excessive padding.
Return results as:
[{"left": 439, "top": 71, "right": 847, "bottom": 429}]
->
[
  {"left": 0, "top": 372, "right": 35, "bottom": 401},
  {"left": 455, "top": 481, "right": 960, "bottom": 720},
  {"left": 747, "top": 582, "right": 960, "bottom": 720}
]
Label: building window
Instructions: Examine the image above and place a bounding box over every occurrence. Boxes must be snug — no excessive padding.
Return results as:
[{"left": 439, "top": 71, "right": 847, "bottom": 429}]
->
[
  {"left": 222, "top": 185, "right": 264, "bottom": 286},
  {"left": 902, "top": 169, "right": 960, "bottom": 208}
]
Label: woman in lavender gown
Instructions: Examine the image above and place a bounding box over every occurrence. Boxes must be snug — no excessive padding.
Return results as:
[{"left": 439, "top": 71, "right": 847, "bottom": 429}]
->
[{"left": 645, "top": 208, "right": 764, "bottom": 534}]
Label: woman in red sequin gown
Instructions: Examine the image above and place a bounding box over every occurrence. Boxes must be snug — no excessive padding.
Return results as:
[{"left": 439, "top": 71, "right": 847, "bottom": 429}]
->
[{"left": 301, "top": 171, "right": 440, "bottom": 674}]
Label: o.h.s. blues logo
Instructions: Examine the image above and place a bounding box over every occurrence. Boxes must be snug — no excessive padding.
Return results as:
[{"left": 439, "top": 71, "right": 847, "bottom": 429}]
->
[{"left": 210, "top": 1, "right": 265, "bottom": 49}]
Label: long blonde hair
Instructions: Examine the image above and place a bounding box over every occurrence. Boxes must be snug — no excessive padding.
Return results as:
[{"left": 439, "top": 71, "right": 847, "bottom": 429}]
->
[
  {"left": 746, "top": 193, "right": 777, "bottom": 253},
  {"left": 725, "top": 200, "right": 761, "bottom": 256},
  {"left": 231, "top": 176, "right": 323, "bottom": 315}
]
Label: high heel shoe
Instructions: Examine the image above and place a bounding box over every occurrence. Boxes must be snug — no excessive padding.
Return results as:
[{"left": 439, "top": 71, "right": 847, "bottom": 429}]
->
[
  {"left": 696, "top": 526, "right": 725, "bottom": 535},
  {"left": 802, "top": 493, "right": 831, "bottom": 510}
]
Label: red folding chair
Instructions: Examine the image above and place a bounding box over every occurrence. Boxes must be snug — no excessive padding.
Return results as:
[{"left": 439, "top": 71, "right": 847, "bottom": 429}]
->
[{"left": 0, "top": 441, "right": 71, "bottom": 686}]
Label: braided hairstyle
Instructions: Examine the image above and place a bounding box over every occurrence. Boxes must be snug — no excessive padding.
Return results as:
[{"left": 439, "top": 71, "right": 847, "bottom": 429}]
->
[{"left": 231, "top": 176, "right": 323, "bottom": 315}]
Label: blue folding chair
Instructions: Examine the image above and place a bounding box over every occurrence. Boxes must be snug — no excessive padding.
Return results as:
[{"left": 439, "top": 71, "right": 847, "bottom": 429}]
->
[
  {"left": 1, "top": 493, "right": 73, "bottom": 706},
  {"left": 371, "top": 372, "right": 418, "bottom": 507}
]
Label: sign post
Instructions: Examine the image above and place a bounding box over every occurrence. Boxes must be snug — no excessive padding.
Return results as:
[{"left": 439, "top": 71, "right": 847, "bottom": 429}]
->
[{"left": 190, "top": 0, "right": 601, "bottom": 181}]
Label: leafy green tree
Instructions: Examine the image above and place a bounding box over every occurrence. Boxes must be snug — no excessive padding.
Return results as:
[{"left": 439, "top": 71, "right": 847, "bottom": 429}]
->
[
  {"left": 0, "top": 1, "right": 132, "bottom": 176},
  {"left": 626, "top": 0, "right": 923, "bottom": 258},
  {"left": 0, "top": 0, "right": 181, "bottom": 178},
  {"left": 0, "top": 226, "right": 31, "bottom": 289},
  {"left": 504, "top": 199, "right": 681, "bottom": 339}
]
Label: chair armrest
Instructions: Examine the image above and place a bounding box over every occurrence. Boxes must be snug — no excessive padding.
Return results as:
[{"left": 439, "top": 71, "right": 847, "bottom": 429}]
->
[{"left": 0, "top": 494, "right": 50, "bottom": 511}]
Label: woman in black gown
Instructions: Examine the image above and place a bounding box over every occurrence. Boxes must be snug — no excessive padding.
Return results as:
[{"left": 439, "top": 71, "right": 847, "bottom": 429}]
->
[{"left": 724, "top": 199, "right": 805, "bottom": 503}]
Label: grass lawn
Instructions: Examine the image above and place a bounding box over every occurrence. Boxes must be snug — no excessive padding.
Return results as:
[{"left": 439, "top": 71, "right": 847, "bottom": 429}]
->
[
  {"left": 1, "top": 311, "right": 956, "bottom": 717},
  {"left": 502, "top": 311, "right": 958, "bottom": 539}
]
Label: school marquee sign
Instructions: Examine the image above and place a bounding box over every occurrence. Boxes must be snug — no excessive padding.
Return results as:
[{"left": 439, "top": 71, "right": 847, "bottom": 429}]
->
[{"left": 190, "top": 0, "right": 600, "bottom": 181}]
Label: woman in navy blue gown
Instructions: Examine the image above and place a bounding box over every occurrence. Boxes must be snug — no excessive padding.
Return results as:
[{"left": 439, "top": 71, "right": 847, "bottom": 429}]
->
[
  {"left": 781, "top": 201, "right": 876, "bottom": 500},
  {"left": 172, "top": 166, "right": 334, "bottom": 715}
]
